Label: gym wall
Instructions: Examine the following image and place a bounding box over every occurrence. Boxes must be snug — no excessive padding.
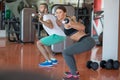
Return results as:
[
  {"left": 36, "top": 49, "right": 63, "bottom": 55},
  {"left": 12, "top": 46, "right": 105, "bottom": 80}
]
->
[
  {"left": 102, "top": 0, "right": 119, "bottom": 60},
  {"left": 118, "top": 1, "right": 120, "bottom": 60}
]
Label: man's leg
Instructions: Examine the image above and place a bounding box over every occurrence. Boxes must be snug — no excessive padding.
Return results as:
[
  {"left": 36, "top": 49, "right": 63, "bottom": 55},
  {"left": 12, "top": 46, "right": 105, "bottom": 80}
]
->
[
  {"left": 36, "top": 41, "right": 50, "bottom": 60},
  {"left": 44, "top": 46, "right": 58, "bottom": 64},
  {"left": 44, "top": 46, "right": 54, "bottom": 59},
  {"left": 37, "top": 41, "right": 53, "bottom": 67},
  {"left": 37, "top": 34, "right": 65, "bottom": 66}
]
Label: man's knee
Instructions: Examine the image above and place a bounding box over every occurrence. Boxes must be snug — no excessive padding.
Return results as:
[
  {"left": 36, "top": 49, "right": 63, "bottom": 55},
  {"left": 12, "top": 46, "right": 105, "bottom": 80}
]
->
[{"left": 37, "top": 41, "right": 43, "bottom": 46}]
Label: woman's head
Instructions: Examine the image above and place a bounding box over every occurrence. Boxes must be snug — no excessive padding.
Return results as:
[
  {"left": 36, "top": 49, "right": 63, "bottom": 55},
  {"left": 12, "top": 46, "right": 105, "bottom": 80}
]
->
[{"left": 55, "top": 6, "right": 67, "bottom": 21}]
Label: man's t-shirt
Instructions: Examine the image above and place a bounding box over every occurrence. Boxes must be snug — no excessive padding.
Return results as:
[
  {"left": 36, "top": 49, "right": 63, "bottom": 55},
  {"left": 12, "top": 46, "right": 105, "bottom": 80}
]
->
[{"left": 42, "top": 14, "right": 66, "bottom": 36}]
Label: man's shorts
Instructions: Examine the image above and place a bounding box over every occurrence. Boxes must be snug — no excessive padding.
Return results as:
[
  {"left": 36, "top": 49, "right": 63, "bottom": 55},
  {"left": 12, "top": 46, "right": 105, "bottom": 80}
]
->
[{"left": 39, "top": 34, "right": 66, "bottom": 46}]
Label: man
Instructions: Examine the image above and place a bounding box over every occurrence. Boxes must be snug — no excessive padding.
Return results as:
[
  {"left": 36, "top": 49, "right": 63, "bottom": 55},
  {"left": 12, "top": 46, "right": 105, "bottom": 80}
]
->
[{"left": 37, "top": 3, "right": 66, "bottom": 67}]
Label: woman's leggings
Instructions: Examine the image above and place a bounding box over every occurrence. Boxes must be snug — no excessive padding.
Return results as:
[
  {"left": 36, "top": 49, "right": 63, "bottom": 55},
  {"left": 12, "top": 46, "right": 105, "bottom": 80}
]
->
[{"left": 62, "top": 36, "right": 96, "bottom": 75}]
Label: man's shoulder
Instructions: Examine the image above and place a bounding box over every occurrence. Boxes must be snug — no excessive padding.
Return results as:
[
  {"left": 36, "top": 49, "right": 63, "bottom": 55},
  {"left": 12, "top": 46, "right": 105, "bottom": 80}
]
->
[
  {"left": 44, "top": 13, "right": 54, "bottom": 16},
  {"left": 44, "top": 14, "right": 55, "bottom": 19}
]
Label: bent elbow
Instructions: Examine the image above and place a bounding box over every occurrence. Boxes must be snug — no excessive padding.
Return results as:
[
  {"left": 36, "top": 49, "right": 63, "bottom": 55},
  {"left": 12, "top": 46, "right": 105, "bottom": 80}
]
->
[
  {"left": 81, "top": 24, "right": 85, "bottom": 30},
  {"left": 49, "top": 25, "right": 54, "bottom": 29},
  {"left": 83, "top": 26, "right": 85, "bottom": 30}
]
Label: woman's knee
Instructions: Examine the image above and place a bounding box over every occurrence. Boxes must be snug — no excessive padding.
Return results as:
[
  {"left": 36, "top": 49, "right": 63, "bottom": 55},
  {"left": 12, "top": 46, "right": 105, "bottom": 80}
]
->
[{"left": 62, "top": 49, "right": 69, "bottom": 55}]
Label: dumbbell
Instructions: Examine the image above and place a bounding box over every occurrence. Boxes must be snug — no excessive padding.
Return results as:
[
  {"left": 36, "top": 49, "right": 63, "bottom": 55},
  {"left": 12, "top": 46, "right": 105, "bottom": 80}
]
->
[
  {"left": 113, "top": 60, "right": 119, "bottom": 70},
  {"left": 100, "top": 59, "right": 120, "bottom": 70},
  {"left": 31, "top": 12, "right": 41, "bottom": 17},
  {"left": 86, "top": 61, "right": 99, "bottom": 70},
  {"left": 100, "top": 59, "right": 113, "bottom": 69},
  {"left": 100, "top": 60, "right": 106, "bottom": 68},
  {"left": 62, "top": 18, "right": 70, "bottom": 24},
  {"left": 105, "top": 59, "right": 113, "bottom": 69}
]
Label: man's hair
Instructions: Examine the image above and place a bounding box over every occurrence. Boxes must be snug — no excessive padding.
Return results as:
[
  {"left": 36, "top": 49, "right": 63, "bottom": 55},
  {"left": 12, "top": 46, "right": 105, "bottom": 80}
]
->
[
  {"left": 56, "top": 6, "right": 67, "bottom": 13},
  {"left": 40, "top": 3, "right": 48, "bottom": 10}
]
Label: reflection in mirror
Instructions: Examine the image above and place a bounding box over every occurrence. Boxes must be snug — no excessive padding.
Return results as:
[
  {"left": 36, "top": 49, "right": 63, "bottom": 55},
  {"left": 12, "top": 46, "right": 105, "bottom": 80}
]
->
[{"left": 91, "top": 0, "right": 104, "bottom": 46}]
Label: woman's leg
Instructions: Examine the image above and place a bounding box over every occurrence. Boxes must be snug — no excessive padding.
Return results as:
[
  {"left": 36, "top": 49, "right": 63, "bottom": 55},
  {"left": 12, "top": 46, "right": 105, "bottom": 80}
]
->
[{"left": 62, "top": 37, "right": 95, "bottom": 75}]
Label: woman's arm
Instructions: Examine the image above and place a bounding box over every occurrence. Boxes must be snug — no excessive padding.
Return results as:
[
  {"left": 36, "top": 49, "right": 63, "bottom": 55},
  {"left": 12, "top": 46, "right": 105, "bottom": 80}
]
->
[
  {"left": 69, "top": 21, "right": 85, "bottom": 31},
  {"left": 66, "top": 16, "right": 85, "bottom": 31}
]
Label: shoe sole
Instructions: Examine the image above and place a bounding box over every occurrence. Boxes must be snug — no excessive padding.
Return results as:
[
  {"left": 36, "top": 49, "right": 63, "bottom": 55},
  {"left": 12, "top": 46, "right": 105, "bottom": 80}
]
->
[
  {"left": 64, "top": 73, "right": 80, "bottom": 76},
  {"left": 39, "top": 64, "right": 53, "bottom": 67},
  {"left": 62, "top": 77, "right": 79, "bottom": 80},
  {"left": 52, "top": 62, "right": 58, "bottom": 65}
]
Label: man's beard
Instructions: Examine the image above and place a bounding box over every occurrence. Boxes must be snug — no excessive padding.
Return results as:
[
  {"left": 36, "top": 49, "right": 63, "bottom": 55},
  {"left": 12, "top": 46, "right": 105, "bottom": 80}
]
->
[{"left": 41, "top": 9, "right": 46, "bottom": 13}]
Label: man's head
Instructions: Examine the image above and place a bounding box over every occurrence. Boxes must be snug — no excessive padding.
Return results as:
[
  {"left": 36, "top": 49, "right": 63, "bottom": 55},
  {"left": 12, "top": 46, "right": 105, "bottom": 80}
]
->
[{"left": 38, "top": 3, "right": 48, "bottom": 14}]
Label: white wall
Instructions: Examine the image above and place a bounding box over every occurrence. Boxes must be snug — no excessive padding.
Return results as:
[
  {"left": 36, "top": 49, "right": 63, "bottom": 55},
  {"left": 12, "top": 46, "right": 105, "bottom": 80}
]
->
[{"left": 102, "top": 0, "right": 119, "bottom": 60}]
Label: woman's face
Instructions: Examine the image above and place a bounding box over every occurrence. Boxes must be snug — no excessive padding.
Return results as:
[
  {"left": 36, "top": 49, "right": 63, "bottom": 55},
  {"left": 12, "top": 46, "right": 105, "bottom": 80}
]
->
[{"left": 55, "top": 9, "right": 66, "bottom": 21}]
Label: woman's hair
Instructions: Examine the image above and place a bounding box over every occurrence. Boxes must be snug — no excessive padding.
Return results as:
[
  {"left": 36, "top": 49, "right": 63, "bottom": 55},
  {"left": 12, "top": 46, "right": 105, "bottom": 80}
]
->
[{"left": 56, "top": 6, "right": 67, "bottom": 13}]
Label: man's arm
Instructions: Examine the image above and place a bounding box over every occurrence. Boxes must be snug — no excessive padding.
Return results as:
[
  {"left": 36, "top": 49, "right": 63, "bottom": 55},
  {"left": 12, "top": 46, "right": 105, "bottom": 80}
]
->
[
  {"left": 56, "top": 19, "right": 62, "bottom": 27},
  {"left": 38, "top": 15, "right": 53, "bottom": 29}
]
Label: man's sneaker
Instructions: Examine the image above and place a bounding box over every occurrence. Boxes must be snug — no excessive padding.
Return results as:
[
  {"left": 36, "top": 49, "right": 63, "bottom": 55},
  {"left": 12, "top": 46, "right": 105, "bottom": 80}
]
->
[
  {"left": 51, "top": 59, "right": 58, "bottom": 65},
  {"left": 39, "top": 60, "right": 53, "bottom": 67},
  {"left": 63, "top": 74, "right": 79, "bottom": 80},
  {"left": 64, "top": 71, "right": 80, "bottom": 76}
]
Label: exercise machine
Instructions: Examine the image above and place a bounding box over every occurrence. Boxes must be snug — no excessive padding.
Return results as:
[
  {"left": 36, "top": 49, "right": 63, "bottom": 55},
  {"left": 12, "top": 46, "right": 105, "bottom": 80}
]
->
[{"left": 20, "top": 8, "right": 36, "bottom": 43}]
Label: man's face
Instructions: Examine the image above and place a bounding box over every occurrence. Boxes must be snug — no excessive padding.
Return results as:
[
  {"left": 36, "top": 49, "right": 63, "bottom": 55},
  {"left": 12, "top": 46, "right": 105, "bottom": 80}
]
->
[{"left": 38, "top": 5, "right": 46, "bottom": 13}]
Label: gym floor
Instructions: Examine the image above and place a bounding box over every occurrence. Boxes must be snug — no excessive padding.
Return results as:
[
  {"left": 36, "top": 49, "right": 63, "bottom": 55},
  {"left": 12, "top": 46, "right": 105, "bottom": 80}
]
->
[{"left": 0, "top": 38, "right": 120, "bottom": 80}]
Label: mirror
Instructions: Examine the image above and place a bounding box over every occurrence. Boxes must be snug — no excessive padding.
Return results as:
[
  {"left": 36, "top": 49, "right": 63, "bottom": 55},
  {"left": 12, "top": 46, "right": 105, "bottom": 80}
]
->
[{"left": 0, "top": 0, "right": 104, "bottom": 45}]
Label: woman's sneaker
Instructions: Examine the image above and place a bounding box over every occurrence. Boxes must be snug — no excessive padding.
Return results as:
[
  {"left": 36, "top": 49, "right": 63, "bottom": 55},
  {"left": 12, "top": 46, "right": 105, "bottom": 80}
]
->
[
  {"left": 51, "top": 59, "right": 58, "bottom": 65},
  {"left": 64, "top": 71, "right": 80, "bottom": 76},
  {"left": 39, "top": 60, "right": 53, "bottom": 67},
  {"left": 63, "top": 74, "right": 79, "bottom": 80}
]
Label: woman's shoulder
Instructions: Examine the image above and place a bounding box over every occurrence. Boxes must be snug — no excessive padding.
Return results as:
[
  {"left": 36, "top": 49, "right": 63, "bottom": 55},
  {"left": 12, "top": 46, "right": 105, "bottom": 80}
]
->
[
  {"left": 66, "top": 16, "right": 77, "bottom": 22},
  {"left": 45, "top": 14, "right": 55, "bottom": 17},
  {"left": 66, "top": 16, "right": 76, "bottom": 19}
]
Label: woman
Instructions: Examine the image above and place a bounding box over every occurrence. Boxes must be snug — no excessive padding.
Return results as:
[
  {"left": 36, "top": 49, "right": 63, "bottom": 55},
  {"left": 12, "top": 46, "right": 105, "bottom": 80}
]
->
[{"left": 55, "top": 6, "right": 96, "bottom": 79}]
